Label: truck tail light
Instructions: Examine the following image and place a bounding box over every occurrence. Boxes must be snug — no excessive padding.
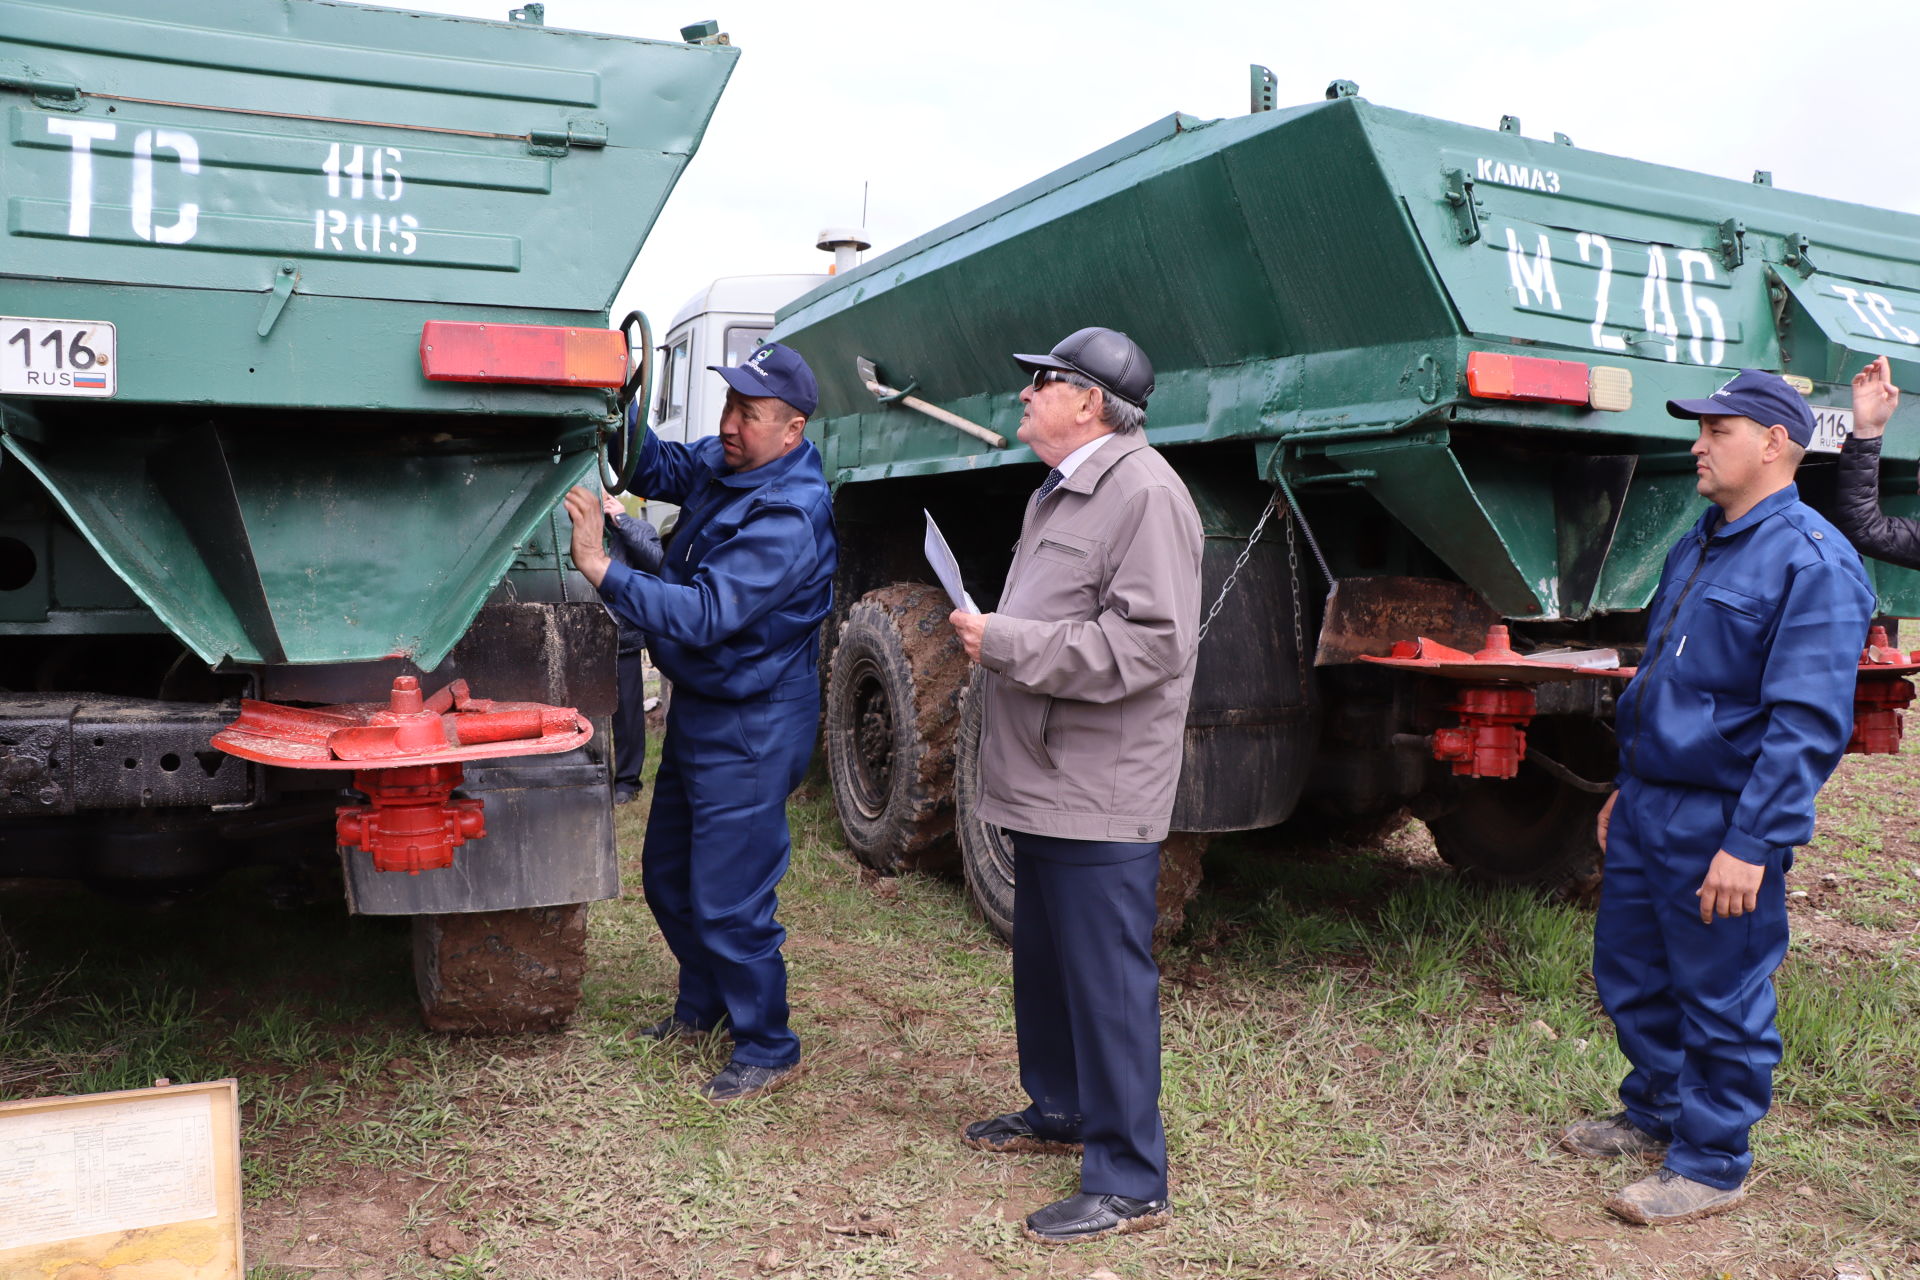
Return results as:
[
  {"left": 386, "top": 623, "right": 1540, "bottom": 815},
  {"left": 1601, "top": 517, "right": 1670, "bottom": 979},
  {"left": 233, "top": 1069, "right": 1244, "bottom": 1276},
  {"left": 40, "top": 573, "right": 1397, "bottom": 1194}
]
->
[
  {"left": 1466, "top": 352, "right": 1590, "bottom": 404},
  {"left": 419, "top": 321, "right": 628, "bottom": 388}
]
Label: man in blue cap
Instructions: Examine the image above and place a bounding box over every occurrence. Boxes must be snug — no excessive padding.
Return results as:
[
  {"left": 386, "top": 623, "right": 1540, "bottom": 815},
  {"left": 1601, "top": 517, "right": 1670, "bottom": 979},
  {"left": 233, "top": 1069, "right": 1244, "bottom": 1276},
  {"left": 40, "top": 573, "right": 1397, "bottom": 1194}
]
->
[
  {"left": 563, "top": 341, "right": 835, "bottom": 1102},
  {"left": 1560, "top": 369, "right": 1872, "bottom": 1224}
]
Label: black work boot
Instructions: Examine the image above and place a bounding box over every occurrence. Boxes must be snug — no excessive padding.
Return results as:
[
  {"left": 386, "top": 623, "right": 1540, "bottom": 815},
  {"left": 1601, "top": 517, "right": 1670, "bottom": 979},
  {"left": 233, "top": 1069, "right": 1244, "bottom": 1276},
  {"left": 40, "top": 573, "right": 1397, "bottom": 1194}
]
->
[
  {"left": 626, "top": 1015, "right": 698, "bottom": 1042},
  {"left": 627, "top": 1011, "right": 729, "bottom": 1043}
]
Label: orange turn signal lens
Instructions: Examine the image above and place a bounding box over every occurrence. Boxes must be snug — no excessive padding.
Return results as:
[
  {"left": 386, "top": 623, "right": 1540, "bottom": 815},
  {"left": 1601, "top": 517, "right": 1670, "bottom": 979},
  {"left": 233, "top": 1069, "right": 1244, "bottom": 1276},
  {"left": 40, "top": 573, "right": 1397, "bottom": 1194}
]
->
[
  {"left": 420, "top": 321, "right": 628, "bottom": 388},
  {"left": 1465, "top": 351, "right": 1592, "bottom": 405}
]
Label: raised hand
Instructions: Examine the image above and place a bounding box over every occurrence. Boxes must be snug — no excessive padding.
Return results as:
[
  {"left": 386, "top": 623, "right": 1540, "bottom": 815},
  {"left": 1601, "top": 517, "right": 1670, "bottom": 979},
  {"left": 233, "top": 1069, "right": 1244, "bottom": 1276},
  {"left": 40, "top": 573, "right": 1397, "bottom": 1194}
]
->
[{"left": 1850, "top": 355, "right": 1900, "bottom": 440}]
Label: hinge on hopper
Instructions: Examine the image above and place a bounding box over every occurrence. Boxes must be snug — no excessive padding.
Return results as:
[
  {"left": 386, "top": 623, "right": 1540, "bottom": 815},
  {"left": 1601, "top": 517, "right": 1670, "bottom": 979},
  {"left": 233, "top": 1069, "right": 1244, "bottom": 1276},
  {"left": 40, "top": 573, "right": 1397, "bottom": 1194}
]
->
[
  {"left": 0, "top": 68, "right": 83, "bottom": 111},
  {"left": 1717, "top": 218, "right": 1745, "bottom": 270},
  {"left": 528, "top": 117, "right": 607, "bottom": 156},
  {"left": 1442, "top": 168, "right": 1481, "bottom": 245},
  {"left": 1783, "top": 232, "right": 1816, "bottom": 278}
]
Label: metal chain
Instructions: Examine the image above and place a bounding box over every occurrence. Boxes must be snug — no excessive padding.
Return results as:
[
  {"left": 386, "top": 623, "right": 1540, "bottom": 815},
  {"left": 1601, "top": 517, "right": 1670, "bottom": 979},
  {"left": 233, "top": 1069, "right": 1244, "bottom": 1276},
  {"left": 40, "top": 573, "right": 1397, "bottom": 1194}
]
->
[
  {"left": 1274, "top": 469, "right": 1335, "bottom": 592},
  {"left": 1285, "top": 497, "right": 1308, "bottom": 684},
  {"left": 1198, "top": 492, "right": 1279, "bottom": 642}
]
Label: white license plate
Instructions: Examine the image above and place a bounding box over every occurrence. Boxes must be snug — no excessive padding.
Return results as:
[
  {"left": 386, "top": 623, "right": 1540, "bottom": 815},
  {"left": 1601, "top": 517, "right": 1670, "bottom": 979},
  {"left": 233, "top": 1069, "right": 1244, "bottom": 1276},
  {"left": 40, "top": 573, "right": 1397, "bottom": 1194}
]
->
[
  {"left": 0, "top": 316, "right": 116, "bottom": 398},
  {"left": 1807, "top": 403, "right": 1852, "bottom": 455}
]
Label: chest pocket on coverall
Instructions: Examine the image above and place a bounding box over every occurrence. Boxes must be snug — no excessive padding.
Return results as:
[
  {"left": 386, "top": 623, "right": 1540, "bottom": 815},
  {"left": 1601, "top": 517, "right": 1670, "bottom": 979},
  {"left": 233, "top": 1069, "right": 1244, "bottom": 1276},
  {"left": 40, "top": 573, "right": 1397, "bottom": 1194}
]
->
[{"left": 1690, "top": 583, "right": 1774, "bottom": 696}]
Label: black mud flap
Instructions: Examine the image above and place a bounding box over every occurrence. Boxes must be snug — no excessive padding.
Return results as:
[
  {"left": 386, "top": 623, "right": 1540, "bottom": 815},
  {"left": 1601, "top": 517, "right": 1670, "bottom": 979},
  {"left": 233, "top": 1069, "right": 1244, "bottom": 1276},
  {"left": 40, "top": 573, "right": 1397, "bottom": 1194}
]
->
[{"left": 342, "top": 723, "right": 617, "bottom": 915}]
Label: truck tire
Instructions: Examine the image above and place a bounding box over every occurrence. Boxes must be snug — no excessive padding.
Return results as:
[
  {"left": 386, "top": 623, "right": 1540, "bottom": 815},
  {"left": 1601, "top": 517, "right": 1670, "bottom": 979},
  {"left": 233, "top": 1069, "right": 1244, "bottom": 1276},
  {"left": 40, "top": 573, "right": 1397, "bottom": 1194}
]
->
[
  {"left": 954, "top": 671, "right": 1208, "bottom": 945},
  {"left": 1425, "top": 721, "right": 1608, "bottom": 899},
  {"left": 412, "top": 903, "right": 588, "bottom": 1033},
  {"left": 825, "top": 584, "right": 969, "bottom": 874}
]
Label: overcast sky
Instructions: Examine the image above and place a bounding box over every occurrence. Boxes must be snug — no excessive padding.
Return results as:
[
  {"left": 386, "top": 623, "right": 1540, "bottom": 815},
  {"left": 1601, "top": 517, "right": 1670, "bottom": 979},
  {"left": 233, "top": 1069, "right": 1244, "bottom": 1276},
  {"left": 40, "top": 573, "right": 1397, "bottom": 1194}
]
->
[{"left": 386, "top": 0, "right": 1920, "bottom": 332}]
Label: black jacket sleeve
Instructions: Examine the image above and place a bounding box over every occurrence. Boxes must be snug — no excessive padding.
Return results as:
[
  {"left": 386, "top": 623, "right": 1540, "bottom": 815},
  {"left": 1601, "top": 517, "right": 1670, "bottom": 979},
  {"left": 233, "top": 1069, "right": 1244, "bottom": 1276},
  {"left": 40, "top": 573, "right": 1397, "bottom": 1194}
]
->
[
  {"left": 606, "top": 512, "right": 666, "bottom": 575},
  {"left": 1834, "top": 434, "right": 1920, "bottom": 570}
]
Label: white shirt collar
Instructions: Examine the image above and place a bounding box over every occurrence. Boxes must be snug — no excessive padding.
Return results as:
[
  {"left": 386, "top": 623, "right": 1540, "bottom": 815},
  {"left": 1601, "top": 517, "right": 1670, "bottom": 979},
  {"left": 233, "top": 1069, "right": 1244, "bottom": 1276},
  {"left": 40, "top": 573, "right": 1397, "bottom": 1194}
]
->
[{"left": 1054, "top": 432, "right": 1115, "bottom": 481}]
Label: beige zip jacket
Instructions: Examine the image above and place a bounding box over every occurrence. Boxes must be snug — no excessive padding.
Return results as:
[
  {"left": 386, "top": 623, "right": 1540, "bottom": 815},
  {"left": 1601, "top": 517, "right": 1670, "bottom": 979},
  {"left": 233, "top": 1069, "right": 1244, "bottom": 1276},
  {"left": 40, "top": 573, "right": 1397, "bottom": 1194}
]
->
[{"left": 974, "top": 432, "right": 1203, "bottom": 843}]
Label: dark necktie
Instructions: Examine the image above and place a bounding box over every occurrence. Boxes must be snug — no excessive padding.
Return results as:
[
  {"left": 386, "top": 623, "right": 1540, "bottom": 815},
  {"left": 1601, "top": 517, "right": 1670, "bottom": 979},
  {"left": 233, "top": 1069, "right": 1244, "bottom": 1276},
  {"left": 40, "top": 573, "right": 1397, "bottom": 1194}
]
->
[{"left": 1035, "top": 468, "right": 1065, "bottom": 503}]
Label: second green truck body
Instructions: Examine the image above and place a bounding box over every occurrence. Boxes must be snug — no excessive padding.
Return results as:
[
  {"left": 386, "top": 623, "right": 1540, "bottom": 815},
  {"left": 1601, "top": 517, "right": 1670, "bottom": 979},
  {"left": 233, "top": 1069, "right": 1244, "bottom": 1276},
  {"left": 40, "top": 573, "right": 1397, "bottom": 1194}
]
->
[{"left": 773, "top": 84, "right": 1920, "bottom": 936}]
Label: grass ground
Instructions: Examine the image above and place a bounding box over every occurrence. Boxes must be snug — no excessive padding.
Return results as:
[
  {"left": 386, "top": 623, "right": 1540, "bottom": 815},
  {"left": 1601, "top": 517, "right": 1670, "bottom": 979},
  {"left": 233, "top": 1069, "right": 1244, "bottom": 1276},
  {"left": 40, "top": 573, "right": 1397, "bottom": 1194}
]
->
[{"left": 2, "top": 737, "right": 1917, "bottom": 1279}]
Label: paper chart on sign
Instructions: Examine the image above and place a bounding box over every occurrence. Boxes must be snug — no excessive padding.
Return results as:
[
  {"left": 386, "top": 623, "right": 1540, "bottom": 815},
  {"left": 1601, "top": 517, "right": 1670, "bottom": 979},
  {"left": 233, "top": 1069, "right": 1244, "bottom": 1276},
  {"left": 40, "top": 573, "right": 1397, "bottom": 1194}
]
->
[
  {"left": 922, "top": 510, "right": 977, "bottom": 614},
  {"left": 0, "top": 1090, "right": 218, "bottom": 1251}
]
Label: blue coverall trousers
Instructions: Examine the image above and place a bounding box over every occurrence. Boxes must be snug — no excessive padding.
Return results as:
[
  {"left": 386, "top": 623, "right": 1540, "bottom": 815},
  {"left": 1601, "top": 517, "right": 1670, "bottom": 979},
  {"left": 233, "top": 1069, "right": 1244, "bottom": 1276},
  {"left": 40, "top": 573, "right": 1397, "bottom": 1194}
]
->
[
  {"left": 1011, "top": 833, "right": 1168, "bottom": 1201},
  {"left": 641, "top": 684, "right": 818, "bottom": 1068},
  {"left": 1596, "top": 776, "right": 1790, "bottom": 1190}
]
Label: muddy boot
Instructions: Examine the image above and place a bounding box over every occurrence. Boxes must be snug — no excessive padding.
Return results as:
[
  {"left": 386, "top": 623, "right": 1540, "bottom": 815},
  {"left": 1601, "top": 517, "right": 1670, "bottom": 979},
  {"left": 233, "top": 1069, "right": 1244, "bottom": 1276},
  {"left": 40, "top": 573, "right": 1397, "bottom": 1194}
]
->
[
  {"left": 1605, "top": 1168, "right": 1746, "bottom": 1225},
  {"left": 960, "top": 1112, "right": 1083, "bottom": 1155},
  {"left": 1559, "top": 1111, "right": 1669, "bottom": 1159}
]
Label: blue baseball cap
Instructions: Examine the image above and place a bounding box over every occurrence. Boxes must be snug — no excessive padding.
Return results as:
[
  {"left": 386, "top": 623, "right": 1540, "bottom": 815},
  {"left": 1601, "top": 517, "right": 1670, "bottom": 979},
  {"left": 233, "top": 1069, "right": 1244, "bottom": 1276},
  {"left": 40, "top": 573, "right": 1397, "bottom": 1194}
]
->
[
  {"left": 1666, "top": 368, "right": 1816, "bottom": 447},
  {"left": 710, "top": 342, "right": 818, "bottom": 418}
]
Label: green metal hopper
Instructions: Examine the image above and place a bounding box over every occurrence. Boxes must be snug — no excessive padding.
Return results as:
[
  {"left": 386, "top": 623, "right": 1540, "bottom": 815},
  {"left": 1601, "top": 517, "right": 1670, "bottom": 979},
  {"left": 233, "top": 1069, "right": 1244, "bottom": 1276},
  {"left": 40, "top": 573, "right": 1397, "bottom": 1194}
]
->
[
  {"left": 1, "top": 0, "right": 737, "bottom": 667},
  {"left": 779, "top": 90, "right": 1920, "bottom": 620}
]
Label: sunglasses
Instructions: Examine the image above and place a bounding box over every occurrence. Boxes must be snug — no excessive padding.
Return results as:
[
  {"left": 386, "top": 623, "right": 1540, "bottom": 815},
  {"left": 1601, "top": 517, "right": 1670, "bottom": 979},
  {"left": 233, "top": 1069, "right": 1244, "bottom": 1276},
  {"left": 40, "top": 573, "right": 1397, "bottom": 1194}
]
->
[{"left": 1029, "top": 369, "right": 1067, "bottom": 392}]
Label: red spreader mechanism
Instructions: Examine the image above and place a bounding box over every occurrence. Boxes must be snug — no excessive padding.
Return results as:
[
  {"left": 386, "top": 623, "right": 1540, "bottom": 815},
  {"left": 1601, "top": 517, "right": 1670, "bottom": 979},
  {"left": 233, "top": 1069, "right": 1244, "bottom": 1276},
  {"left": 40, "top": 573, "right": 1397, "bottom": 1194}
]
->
[
  {"left": 214, "top": 677, "right": 591, "bottom": 875},
  {"left": 1358, "top": 625, "right": 1628, "bottom": 779},
  {"left": 1852, "top": 625, "right": 1920, "bottom": 755}
]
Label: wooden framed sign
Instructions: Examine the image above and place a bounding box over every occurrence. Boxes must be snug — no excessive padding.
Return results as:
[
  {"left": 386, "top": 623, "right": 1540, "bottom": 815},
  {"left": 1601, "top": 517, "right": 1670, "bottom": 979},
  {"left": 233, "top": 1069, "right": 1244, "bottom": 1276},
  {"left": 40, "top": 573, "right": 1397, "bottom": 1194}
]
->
[{"left": 0, "top": 1079, "right": 243, "bottom": 1278}]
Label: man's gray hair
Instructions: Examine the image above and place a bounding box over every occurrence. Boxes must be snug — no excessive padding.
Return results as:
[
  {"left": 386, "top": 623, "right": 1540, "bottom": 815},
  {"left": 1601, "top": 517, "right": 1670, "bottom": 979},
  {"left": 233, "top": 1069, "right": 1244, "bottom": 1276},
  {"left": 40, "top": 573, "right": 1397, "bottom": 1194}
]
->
[{"left": 1054, "top": 371, "right": 1146, "bottom": 435}]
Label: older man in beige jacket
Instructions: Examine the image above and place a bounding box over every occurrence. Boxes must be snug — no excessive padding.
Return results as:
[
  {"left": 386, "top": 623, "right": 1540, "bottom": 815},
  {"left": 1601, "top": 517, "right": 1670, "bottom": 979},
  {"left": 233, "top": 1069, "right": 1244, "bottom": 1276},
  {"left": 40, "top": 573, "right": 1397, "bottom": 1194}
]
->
[{"left": 947, "top": 326, "right": 1202, "bottom": 1246}]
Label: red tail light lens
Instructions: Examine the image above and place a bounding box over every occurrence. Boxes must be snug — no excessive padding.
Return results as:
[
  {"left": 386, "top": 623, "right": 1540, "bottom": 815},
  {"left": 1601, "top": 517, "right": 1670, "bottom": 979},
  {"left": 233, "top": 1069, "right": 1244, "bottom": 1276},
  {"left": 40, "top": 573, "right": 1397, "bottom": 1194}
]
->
[
  {"left": 420, "top": 321, "right": 628, "bottom": 388},
  {"left": 1466, "top": 351, "right": 1591, "bottom": 405}
]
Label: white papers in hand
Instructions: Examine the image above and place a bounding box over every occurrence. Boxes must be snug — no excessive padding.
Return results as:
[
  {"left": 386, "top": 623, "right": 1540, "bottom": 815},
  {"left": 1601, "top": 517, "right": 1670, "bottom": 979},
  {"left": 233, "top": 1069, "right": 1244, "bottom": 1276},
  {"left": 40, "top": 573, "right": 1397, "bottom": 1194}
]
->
[{"left": 923, "top": 510, "right": 977, "bottom": 613}]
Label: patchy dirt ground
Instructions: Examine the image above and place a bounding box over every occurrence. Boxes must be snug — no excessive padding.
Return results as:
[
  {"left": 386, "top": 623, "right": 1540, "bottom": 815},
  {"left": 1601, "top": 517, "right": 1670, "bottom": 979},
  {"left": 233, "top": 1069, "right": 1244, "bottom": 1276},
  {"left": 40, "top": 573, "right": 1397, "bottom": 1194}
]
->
[
  {"left": 5, "top": 745, "right": 1915, "bottom": 1279},
  {"left": 216, "top": 751, "right": 1920, "bottom": 1279}
]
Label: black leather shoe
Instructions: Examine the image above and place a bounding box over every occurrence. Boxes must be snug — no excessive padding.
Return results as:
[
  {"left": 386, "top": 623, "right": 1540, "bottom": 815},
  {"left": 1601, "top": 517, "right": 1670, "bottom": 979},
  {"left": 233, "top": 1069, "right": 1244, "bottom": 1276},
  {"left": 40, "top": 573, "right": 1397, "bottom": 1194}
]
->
[
  {"left": 961, "top": 1112, "right": 1083, "bottom": 1155},
  {"left": 1024, "top": 1192, "right": 1170, "bottom": 1244},
  {"left": 700, "top": 1058, "right": 802, "bottom": 1103}
]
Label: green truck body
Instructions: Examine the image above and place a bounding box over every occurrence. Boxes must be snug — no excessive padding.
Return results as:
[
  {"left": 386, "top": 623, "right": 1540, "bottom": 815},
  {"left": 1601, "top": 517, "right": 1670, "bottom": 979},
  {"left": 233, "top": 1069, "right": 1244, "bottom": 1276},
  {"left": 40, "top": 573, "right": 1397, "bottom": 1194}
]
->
[
  {"left": 0, "top": 0, "right": 735, "bottom": 1028},
  {"left": 772, "top": 86, "right": 1920, "bottom": 935}
]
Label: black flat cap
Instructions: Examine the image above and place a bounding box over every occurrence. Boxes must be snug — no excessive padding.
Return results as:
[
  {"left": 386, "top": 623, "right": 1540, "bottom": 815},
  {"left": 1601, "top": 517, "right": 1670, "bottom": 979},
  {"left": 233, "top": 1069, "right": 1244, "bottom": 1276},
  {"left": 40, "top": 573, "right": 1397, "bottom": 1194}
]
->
[{"left": 1013, "top": 327, "right": 1155, "bottom": 409}]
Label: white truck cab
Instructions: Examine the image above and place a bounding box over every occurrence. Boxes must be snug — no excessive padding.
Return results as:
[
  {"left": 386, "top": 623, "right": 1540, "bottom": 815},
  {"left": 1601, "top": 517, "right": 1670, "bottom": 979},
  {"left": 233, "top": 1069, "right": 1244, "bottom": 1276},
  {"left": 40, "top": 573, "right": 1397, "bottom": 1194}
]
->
[
  {"left": 649, "top": 273, "right": 822, "bottom": 453},
  {"left": 636, "top": 230, "right": 868, "bottom": 530}
]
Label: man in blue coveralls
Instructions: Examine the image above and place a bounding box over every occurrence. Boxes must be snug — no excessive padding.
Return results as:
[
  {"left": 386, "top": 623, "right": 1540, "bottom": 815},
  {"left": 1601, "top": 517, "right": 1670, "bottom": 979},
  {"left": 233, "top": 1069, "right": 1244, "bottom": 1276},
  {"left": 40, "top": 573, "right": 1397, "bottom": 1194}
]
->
[
  {"left": 1560, "top": 370, "right": 1872, "bottom": 1225},
  {"left": 562, "top": 342, "right": 835, "bottom": 1103}
]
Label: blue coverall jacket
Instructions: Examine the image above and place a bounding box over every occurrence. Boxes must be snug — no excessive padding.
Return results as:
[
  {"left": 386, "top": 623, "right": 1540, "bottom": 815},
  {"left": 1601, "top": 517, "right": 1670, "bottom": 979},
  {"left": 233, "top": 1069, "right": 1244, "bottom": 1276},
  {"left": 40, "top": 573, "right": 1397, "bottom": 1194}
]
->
[
  {"left": 598, "top": 431, "right": 836, "bottom": 700},
  {"left": 595, "top": 428, "right": 836, "bottom": 1067},
  {"left": 1615, "top": 483, "right": 1872, "bottom": 867},
  {"left": 1600, "top": 482, "right": 1871, "bottom": 1189}
]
